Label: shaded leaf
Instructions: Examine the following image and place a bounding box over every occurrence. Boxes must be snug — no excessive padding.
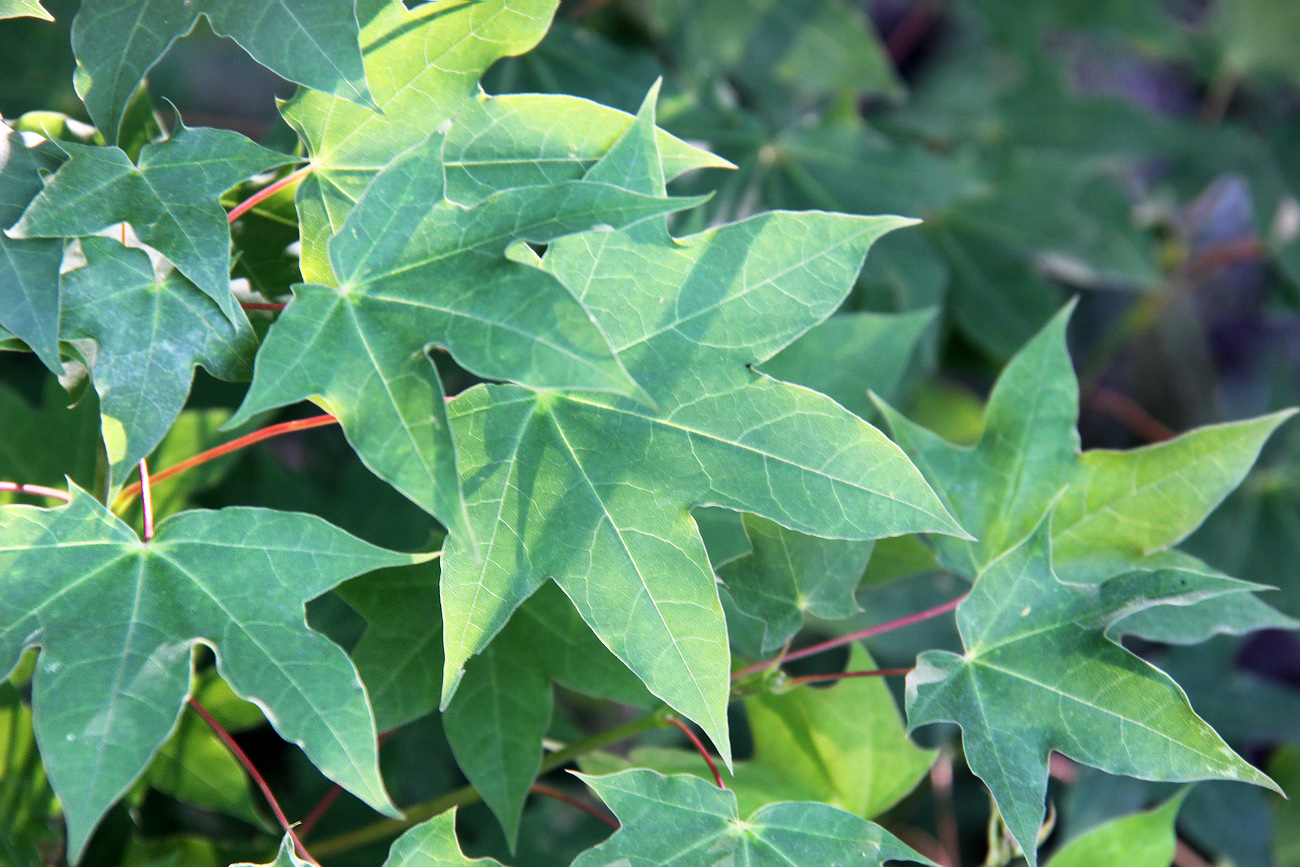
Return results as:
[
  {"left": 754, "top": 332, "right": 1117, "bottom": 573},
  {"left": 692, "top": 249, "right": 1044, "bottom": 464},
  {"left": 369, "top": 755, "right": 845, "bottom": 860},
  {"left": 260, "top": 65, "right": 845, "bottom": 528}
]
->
[
  {"left": 72, "top": 0, "right": 372, "bottom": 143},
  {"left": 440, "top": 89, "right": 965, "bottom": 762},
  {"left": 0, "top": 126, "right": 63, "bottom": 371},
  {"left": 0, "top": 489, "right": 418, "bottom": 859},
  {"left": 13, "top": 123, "right": 295, "bottom": 319},
  {"left": 230, "top": 836, "right": 310, "bottom": 867},
  {"left": 572, "top": 769, "right": 933, "bottom": 866},
  {"left": 60, "top": 238, "right": 256, "bottom": 490},
  {"left": 906, "top": 513, "right": 1275, "bottom": 865}
]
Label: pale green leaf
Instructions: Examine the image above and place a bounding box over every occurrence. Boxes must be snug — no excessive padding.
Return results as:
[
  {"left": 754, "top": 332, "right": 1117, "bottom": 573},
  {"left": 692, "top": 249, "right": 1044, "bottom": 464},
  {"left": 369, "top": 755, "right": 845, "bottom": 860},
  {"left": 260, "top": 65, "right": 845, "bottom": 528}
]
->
[
  {"left": 440, "top": 90, "right": 965, "bottom": 764},
  {"left": 907, "top": 514, "right": 1276, "bottom": 866},
  {"left": 73, "top": 0, "right": 372, "bottom": 143},
  {"left": 0, "top": 0, "right": 51, "bottom": 20},
  {"left": 0, "top": 489, "right": 418, "bottom": 859},
  {"left": 382, "top": 808, "right": 504, "bottom": 867},
  {"left": 12, "top": 124, "right": 296, "bottom": 319},
  {"left": 1047, "top": 789, "right": 1188, "bottom": 867},
  {"left": 60, "top": 238, "right": 256, "bottom": 490},
  {"left": 584, "top": 645, "right": 934, "bottom": 821},
  {"left": 572, "top": 769, "right": 933, "bottom": 866},
  {"left": 0, "top": 126, "right": 63, "bottom": 371}
]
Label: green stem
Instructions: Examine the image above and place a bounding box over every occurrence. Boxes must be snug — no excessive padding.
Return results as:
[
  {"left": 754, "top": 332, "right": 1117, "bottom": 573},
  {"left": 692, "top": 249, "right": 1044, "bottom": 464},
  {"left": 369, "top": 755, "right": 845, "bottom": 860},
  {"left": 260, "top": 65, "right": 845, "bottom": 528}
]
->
[{"left": 311, "top": 710, "right": 671, "bottom": 859}]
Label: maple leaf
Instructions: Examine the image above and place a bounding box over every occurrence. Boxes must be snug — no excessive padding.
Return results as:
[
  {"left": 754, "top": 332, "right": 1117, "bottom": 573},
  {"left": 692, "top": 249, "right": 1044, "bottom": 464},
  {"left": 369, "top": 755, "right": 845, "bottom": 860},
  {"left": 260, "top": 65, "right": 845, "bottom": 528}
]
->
[
  {"left": 0, "top": 489, "right": 422, "bottom": 860},
  {"left": 1046, "top": 789, "right": 1188, "bottom": 867},
  {"left": 439, "top": 87, "right": 967, "bottom": 763},
  {"left": 71, "top": 0, "right": 372, "bottom": 143},
  {"left": 0, "top": 126, "right": 63, "bottom": 371},
  {"left": 11, "top": 122, "right": 296, "bottom": 320},
  {"left": 572, "top": 769, "right": 933, "bottom": 866},
  {"left": 60, "top": 237, "right": 257, "bottom": 491},
  {"left": 230, "top": 117, "right": 697, "bottom": 542},
  {"left": 232, "top": 836, "right": 311, "bottom": 867},
  {"left": 906, "top": 513, "right": 1276, "bottom": 866},
  {"left": 583, "top": 645, "right": 934, "bottom": 821},
  {"left": 873, "top": 301, "right": 1296, "bottom": 638}
]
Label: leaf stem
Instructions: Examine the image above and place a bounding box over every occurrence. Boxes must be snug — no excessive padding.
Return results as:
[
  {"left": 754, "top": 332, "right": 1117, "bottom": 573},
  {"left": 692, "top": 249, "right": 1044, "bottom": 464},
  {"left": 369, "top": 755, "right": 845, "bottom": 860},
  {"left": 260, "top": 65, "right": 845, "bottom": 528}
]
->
[
  {"left": 115, "top": 414, "right": 338, "bottom": 505},
  {"left": 187, "top": 696, "right": 319, "bottom": 865},
  {"left": 0, "top": 482, "right": 70, "bottom": 502},
  {"left": 227, "top": 165, "right": 311, "bottom": 224},
  {"left": 732, "top": 594, "right": 965, "bottom": 680},
  {"left": 240, "top": 302, "right": 289, "bottom": 312},
  {"left": 667, "top": 717, "right": 724, "bottom": 788},
  {"left": 138, "top": 460, "right": 154, "bottom": 540},
  {"left": 310, "top": 711, "right": 669, "bottom": 858},
  {"left": 782, "top": 667, "right": 912, "bottom": 686},
  {"left": 530, "top": 782, "right": 619, "bottom": 829}
]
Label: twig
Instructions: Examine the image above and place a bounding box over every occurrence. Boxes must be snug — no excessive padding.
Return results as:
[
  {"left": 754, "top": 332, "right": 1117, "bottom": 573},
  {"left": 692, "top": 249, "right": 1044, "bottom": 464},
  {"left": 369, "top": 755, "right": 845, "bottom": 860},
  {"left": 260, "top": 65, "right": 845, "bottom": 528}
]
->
[
  {"left": 227, "top": 165, "right": 310, "bottom": 224},
  {"left": 667, "top": 717, "right": 723, "bottom": 788},
  {"left": 0, "top": 482, "right": 70, "bottom": 502},
  {"left": 116, "top": 414, "right": 338, "bottom": 504},
  {"left": 782, "top": 667, "right": 912, "bottom": 686},
  {"left": 187, "top": 697, "right": 318, "bottom": 865},
  {"left": 138, "top": 460, "right": 154, "bottom": 540},
  {"left": 240, "top": 302, "right": 288, "bottom": 312},
  {"left": 530, "top": 782, "right": 619, "bottom": 829},
  {"left": 733, "top": 595, "right": 964, "bottom": 680},
  {"left": 1084, "top": 387, "right": 1175, "bottom": 443}
]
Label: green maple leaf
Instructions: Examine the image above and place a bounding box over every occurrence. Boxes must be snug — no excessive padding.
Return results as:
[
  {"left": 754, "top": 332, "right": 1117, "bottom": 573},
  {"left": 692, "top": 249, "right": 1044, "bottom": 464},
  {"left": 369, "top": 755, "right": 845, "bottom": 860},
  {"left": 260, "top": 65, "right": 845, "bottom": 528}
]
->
[
  {"left": 61, "top": 238, "right": 256, "bottom": 490},
  {"left": 281, "top": 0, "right": 728, "bottom": 283},
  {"left": 341, "top": 563, "right": 651, "bottom": 847},
  {"left": 230, "top": 116, "right": 697, "bottom": 541},
  {"left": 439, "top": 88, "right": 966, "bottom": 764},
  {"left": 0, "top": 0, "right": 51, "bottom": 20},
  {"left": 0, "top": 127, "right": 63, "bottom": 371},
  {"left": 11, "top": 122, "right": 297, "bottom": 320},
  {"left": 906, "top": 513, "right": 1276, "bottom": 866},
  {"left": 583, "top": 645, "right": 935, "bottom": 821},
  {"left": 1046, "top": 789, "right": 1188, "bottom": 867},
  {"left": 572, "top": 769, "right": 933, "bottom": 866},
  {"left": 0, "top": 489, "right": 422, "bottom": 860},
  {"left": 873, "top": 301, "right": 1296, "bottom": 636},
  {"left": 71, "top": 0, "right": 372, "bottom": 143}
]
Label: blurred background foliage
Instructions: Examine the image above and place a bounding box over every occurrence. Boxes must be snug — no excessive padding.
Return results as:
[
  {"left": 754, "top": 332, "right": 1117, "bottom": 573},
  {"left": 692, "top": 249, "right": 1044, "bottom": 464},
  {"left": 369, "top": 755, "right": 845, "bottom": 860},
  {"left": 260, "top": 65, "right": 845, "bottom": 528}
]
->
[{"left": 6, "top": 0, "right": 1300, "bottom": 865}]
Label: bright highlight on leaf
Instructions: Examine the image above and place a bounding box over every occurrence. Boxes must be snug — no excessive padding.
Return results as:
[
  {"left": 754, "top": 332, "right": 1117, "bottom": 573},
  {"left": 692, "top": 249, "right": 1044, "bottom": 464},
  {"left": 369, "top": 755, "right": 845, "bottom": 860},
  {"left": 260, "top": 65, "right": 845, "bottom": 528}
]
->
[
  {"left": 906, "top": 513, "right": 1276, "bottom": 866},
  {"left": 0, "top": 488, "right": 419, "bottom": 860},
  {"left": 572, "top": 769, "right": 934, "bottom": 866},
  {"left": 0, "top": 0, "right": 51, "bottom": 20}
]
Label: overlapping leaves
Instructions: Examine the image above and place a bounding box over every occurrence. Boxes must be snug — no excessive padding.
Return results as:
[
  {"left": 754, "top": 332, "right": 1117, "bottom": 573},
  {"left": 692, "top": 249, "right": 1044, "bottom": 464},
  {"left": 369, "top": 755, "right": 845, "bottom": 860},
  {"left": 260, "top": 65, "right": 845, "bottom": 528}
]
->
[
  {"left": 0, "top": 489, "right": 420, "bottom": 859},
  {"left": 874, "top": 301, "right": 1296, "bottom": 639},
  {"left": 439, "top": 88, "right": 966, "bottom": 763}
]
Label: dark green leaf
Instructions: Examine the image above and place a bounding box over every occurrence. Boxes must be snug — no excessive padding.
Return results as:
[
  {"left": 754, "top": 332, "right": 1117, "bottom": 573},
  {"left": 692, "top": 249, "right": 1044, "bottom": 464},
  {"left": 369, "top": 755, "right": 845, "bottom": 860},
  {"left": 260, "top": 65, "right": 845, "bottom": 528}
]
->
[{"left": 0, "top": 127, "right": 63, "bottom": 371}]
